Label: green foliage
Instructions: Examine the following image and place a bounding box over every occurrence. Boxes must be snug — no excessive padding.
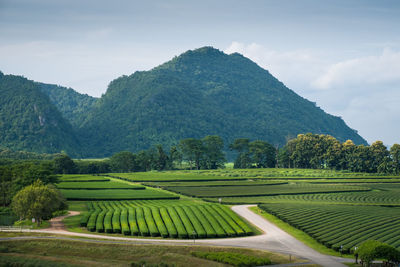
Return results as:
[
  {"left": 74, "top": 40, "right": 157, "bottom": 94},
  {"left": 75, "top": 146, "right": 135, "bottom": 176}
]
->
[
  {"left": 38, "top": 82, "right": 97, "bottom": 127},
  {"left": 0, "top": 73, "right": 81, "bottom": 156},
  {"left": 358, "top": 240, "right": 400, "bottom": 266},
  {"left": 11, "top": 180, "right": 67, "bottom": 225},
  {"left": 60, "top": 189, "right": 178, "bottom": 200},
  {"left": 191, "top": 251, "right": 272, "bottom": 266}
]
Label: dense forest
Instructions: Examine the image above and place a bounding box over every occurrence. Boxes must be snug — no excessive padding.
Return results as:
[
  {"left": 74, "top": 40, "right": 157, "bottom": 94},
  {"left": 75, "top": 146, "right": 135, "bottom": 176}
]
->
[{"left": 0, "top": 47, "right": 366, "bottom": 157}]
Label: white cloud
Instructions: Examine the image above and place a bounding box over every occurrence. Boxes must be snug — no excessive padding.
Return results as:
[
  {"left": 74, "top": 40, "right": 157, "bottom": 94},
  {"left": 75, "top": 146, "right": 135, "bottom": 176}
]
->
[
  {"left": 224, "top": 42, "right": 400, "bottom": 146},
  {"left": 224, "top": 41, "right": 325, "bottom": 93},
  {"left": 312, "top": 49, "right": 400, "bottom": 90}
]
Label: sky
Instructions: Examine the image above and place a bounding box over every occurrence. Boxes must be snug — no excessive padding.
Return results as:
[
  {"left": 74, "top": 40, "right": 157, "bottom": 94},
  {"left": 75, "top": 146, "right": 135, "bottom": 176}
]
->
[{"left": 1, "top": 0, "right": 400, "bottom": 146}]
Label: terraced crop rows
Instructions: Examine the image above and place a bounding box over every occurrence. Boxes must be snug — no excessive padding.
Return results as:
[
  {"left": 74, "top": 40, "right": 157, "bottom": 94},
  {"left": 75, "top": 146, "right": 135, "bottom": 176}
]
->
[
  {"left": 61, "top": 189, "right": 178, "bottom": 200},
  {"left": 57, "top": 181, "right": 145, "bottom": 189},
  {"left": 80, "top": 200, "right": 253, "bottom": 238},
  {"left": 163, "top": 184, "right": 370, "bottom": 198},
  {"left": 259, "top": 203, "right": 400, "bottom": 252}
]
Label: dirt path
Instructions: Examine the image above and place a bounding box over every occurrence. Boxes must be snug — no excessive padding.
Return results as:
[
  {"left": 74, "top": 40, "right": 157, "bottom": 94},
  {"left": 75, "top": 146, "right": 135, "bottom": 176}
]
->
[
  {"left": 42, "top": 211, "right": 80, "bottom": 231},
  {"left": 2, "top": 206, "right": 350, "bottom": 266}
]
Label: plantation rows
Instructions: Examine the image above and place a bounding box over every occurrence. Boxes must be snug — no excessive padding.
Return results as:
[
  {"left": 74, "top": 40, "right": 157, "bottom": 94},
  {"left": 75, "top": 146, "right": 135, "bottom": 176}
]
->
[
  {"left": 61, "top": 189, "right": 178, "bottom": 200},
  {"left": 163, "top": 183, "right": 370, "bottom": 198},
  {"left": 259, "top": 203, "right": 400, "bottom": 252},
  {"left": 208, "top": 183, "right": 400, "bottom": 205},
  {"left": 80, "top": 200, "right": 253, "bottom": 238}
]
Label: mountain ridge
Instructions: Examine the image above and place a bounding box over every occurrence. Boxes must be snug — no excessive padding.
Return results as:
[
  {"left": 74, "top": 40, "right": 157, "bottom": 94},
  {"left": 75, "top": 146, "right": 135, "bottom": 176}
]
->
[{"left": 0, "top": 47, "right": 367, "bottom": 157}]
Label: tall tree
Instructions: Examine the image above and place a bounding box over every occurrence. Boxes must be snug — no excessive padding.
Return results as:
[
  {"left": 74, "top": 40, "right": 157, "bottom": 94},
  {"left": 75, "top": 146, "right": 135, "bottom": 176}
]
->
[
  {"left": 12, "top": 180, "right": 67, "bottom": 225},
  {"left": 179, "top": 138, "right": 204, "bottom": 170},
  {"left": 109, "top": 151, "right": 136, "bottom": 172},
  {"left": 202, "top": 135, "right": 226, "bottom": 169},
  {"left": 390, "top": 144, "right": 400, "bottom": 174},
  {"left": 53, "top": 154, "right": 76, "bottom": 174},
  {"left": 230, "top": 138, "right": 251, "bottom": 168},
  {"left": 249, "top": 140, "right": 276, "bottom": 168}
]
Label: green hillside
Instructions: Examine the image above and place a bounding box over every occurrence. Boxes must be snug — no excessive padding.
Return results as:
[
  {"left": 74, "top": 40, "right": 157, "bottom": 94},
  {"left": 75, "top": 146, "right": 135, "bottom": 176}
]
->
[
  {"left": 0, "top": 72, "right": 81, "bottom": 156},
  {"left": 78, "top": 47, "right": 366, "bottom": 157},
  {"left": 38, "top": 82, "right": 98, "bottom": 127}
]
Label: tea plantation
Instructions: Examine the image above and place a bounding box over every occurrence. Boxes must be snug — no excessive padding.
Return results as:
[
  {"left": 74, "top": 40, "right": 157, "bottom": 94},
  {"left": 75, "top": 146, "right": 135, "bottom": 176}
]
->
[{"left": 80, "top": 200, "right": 254, "bottom": 238}]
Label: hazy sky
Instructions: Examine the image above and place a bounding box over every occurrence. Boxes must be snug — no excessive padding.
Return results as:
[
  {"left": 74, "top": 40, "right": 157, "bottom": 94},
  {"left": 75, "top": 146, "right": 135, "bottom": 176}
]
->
[{"left": 1, "top": 0, "right": 400, "bottom": 146}]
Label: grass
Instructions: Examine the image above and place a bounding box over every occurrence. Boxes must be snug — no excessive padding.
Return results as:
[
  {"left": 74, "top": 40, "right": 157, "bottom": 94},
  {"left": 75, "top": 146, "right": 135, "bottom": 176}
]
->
[
  {"left": 0, "top": 238, "right": 299, "bottom": 266},
  {"left": 59, "top": 174, "right": 110, "bottom": 182},
  {"left": 250, "top": 206, "right": 348, "bottom": 258}
]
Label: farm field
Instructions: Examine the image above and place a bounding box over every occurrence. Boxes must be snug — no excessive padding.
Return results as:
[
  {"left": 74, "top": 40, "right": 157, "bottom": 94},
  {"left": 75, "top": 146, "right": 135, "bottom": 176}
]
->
[
  {"left": 57, "top": 181, "right": 145, "bottom": 189},
  {"left": 57, "top": 174, "right": 178, "bottom": 200},
  {"left": 80, "top": 200, "right": 254, "bottom": 238},
  {"left": 258, "top": 203, "right": 400, "bottom": 252},
  {"left": 203, "top": 183, "right": 400, "bottom": 205},
  {"left": 162, "top": 183, "right": 370, "bottom": 198}
]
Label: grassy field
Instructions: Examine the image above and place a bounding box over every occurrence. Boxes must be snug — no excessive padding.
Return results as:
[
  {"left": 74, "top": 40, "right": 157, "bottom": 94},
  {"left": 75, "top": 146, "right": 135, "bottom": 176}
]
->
[
  {"left": 0, "top": 238, "right": 300, "bottom": 267},
  {"left": 59, "top": 174, "right": 110, "bottom": 182}
]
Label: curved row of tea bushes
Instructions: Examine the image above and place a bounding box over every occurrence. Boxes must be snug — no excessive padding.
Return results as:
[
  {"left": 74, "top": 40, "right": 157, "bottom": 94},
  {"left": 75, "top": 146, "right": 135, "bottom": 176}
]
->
[
  {"left": 150, "top": 206, "right": 169, "bottom": 238},
  {"left": 82, "top": 200, "right": 254, "bottom": 239},
  {"left": 181, "top": 205, "right": 207, "bottom": 238},
  {"left": 159, "top": 207, "right": 177, "bottom": 238}
]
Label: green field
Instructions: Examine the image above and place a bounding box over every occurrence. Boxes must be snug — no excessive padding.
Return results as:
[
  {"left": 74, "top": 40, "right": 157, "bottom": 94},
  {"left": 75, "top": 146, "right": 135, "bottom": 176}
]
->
[
  {"left": 80, "top": 200, "right": 254, "bottom": 238},
  {"left": 258, "top": 203, "right": 400, "bottom": 252},
  {"left": 59, "top": 174, "right": 110, "bottom": 182},
  {"left": 61, "top": 189, "right": 178, "bottom": 200},
  {"left": 163, "top": 183, "right": 369, "bottom": 198},
  {"left": 57, "top": 181, "right": 145, "bottom": 190}
]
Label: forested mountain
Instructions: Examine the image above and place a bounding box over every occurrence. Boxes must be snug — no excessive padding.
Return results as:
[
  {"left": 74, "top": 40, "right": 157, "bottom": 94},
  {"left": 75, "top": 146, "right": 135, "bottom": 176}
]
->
[
  {"left": 38, "top": 82, "right": 98, "bottom": 127},
  {"left": 0, "top": 72, "right": 81, "bottom": 156},
  {"left": 78, "top": 47, "right": 367, "bottom": 157}
]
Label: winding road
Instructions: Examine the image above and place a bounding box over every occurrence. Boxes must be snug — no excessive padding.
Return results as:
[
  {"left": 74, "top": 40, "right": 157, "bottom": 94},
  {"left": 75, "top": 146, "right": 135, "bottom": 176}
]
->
[{"left": 1, "top": 205, "right": 349, "bottom": 266}]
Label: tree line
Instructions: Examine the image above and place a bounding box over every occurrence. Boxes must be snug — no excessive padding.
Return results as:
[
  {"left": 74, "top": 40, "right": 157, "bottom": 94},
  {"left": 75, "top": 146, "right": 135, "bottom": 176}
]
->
[{"left": 278, "top": 133, "right": 400, "bottom": 174}]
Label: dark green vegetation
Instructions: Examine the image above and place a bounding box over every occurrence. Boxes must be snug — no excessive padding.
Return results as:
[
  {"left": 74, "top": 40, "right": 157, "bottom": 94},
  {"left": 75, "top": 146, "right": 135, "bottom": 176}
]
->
[
  {"left": 0, "top": 71, "right": 81, "bottom": 156},
  {"left": 0, "top": 46, "right": 366, "bottom": 157},
  {"left": 191, "top": 251, "right": 272, "bottom": 266},
  {"left": 38, "top": 82, "right": 97, "bottom": 127},
  {"left": 80, "top": 200, "right": 254, "bottom": 238},
  {"left": 259, "top": 204, "right": 400, "bottom": 252},
  {"left": 56, "top": 181, "right": 145, "bottom": 189},
  {"left": 0, "top": 238, "right": 294, "bottom": 267}
]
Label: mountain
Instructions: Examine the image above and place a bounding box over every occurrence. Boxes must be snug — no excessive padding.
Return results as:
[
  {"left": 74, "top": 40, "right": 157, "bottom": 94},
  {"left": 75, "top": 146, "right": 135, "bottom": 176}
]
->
[
  {"left": 78, "top": 47, "right": 367, "bottom": 157},
  {"left": 0, "top": 72, "right": 81, "bottom": 156},
  {"left": 38, "top": 83, "right": 98, "bottom": 127}
]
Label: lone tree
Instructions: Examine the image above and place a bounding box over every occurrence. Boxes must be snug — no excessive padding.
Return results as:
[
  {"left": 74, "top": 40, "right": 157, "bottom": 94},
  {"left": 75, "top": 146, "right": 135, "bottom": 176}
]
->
[{"left": 12, "top": 180, "right": 67, "bottom": 226}]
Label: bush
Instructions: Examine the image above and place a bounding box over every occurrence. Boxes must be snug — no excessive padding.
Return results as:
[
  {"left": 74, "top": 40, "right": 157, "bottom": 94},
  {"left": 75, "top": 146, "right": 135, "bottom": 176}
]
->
[{"left": 358, "top": 240, "right": 400, "bottom": 266}]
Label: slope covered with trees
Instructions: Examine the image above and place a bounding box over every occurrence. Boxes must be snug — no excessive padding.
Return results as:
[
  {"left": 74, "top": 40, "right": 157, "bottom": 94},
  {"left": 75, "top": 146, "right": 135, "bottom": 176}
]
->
[
  {"left": 79, "top": 47, "right": 366, "bottom": 157},
  {"left": 0, "top": 72, "right": 81, "bottom": 156},
  {"left": 38, "top": 82, "right": 98, "bottom": 127}
]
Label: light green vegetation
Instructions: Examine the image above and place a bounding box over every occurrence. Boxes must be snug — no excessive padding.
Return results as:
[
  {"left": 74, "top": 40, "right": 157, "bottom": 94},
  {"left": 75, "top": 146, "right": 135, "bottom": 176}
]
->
[
  {"left": 79, "top": 200, "right": 254, "bottom": 238},
  {"left": 61, "top": 189, "right": 178, "bottom": 200},
  {"left": 258, "top": 204, "right": 400, "bottom": 252},
  {"left": 0, "top": 238, "right": 296, "bottom": 267},
  {"left": 57, "top": 181, "right": 144, "bottom": 190},
  {"left": 143, "top": 180, "right": 288, "bottom": 187},
  {"left": 164, "top": 184, "right": 369, "bottom": 198},
  {"left": 59, "top": 174, "right": 110, "bottom": 182}
]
